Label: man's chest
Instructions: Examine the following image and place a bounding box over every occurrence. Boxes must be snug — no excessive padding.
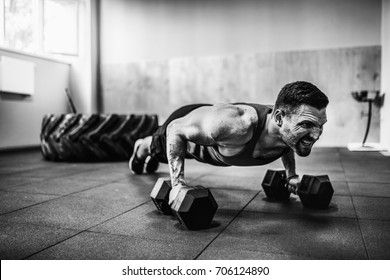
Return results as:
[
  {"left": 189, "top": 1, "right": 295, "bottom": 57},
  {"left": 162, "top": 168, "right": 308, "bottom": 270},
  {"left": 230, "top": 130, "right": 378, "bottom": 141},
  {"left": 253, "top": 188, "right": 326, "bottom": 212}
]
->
[
  {"left": 252, "top": 139, "right": 289, "bottom": 159},
  {"left": 216, "top": 143, "right": 287, "bottom": 161}
]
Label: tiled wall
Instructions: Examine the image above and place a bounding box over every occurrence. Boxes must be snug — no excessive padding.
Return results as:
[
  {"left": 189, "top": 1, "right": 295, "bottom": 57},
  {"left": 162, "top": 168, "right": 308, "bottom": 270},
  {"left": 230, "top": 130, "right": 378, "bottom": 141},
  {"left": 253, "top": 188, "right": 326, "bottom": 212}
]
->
[{"left": 101, "top": 46, "right": 381, "bottom": 146}]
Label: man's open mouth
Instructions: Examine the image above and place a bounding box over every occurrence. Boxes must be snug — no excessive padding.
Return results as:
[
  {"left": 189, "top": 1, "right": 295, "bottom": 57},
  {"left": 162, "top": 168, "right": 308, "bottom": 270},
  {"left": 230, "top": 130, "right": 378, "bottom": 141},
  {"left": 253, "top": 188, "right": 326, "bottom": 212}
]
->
[{"left": 300, "top": 138, "right": 313, "bottom": 147}]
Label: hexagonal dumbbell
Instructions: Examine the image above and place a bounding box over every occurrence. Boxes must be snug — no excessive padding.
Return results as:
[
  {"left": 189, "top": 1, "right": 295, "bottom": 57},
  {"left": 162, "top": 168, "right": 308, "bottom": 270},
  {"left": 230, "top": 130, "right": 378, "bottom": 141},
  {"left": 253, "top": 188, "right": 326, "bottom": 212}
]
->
[
  {"left": 171, "top": 185, "right": 218, "bottom": 230},
  {"left": 150, "top": 177, "right": 173, "bottom": 215},
  {"left": 261, "top": 169, "right": 291, "bottom": 200},
  {"left": 150, "top": 178, "right": 218, "bottom": 230},
  {"left": 298, "top": 175, "right": 334, "bottom": 209},
  {"left": 261, "top": 169, "right": 334, "bottom": 209}
]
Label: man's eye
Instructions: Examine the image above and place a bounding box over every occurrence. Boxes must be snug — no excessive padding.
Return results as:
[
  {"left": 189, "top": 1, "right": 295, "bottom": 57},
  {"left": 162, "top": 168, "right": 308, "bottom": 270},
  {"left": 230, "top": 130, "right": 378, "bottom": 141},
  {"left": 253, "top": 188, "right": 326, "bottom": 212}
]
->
[{"left": 301, "top": 123, "right": 312, "bottom": 128}]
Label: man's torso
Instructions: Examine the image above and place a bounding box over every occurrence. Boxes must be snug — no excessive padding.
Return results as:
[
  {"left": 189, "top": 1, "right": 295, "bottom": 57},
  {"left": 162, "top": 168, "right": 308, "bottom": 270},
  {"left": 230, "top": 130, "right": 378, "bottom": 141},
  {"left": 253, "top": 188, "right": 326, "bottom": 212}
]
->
[{"left": 183, "top": 103, "right": 290, "bottom": 166}]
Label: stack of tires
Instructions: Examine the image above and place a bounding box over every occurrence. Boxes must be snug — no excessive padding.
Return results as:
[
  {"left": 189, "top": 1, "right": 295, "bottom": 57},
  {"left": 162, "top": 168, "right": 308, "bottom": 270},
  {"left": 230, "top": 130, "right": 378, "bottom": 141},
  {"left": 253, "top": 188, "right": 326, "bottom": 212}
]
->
[{"left": 40, "top": 113, "right": 158, "bottom": 161}]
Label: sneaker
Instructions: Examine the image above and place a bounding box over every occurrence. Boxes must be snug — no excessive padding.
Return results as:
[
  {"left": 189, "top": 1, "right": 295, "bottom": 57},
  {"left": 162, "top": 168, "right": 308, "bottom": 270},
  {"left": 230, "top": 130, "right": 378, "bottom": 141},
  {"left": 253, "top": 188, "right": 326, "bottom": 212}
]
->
[
  {"left": 129, "top": 139, "right": 145, "bottom": 174},
  {"left": 145, "top": 155, "right": 159, "bottom": 173}
]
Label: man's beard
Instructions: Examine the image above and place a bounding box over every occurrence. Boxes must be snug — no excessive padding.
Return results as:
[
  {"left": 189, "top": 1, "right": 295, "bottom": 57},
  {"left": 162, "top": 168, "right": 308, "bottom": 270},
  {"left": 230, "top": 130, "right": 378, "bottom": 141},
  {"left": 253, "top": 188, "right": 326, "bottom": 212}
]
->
[{"left": 282, "top": 132, "right": 314, "bottom": 157}]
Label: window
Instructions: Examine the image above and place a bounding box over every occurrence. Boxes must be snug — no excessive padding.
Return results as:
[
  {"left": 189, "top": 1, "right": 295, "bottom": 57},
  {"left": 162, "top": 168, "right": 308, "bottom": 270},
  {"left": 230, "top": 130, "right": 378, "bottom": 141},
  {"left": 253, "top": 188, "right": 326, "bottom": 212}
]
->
[
  {"left": 0, "top": 0, "right": 79, "bottom": 56},
  {"left": 43, "top": 0, "right": 79, "bottom": 55},
  {"left": 3, "top": 0, "right": 35, "bottom": 52}
]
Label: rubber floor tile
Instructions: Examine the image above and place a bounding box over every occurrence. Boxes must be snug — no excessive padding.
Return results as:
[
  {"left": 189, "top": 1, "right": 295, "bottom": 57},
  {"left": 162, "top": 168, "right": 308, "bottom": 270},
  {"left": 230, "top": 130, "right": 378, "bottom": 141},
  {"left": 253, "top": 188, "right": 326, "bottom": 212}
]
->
[
  {"left": 330, "top": 181, "right": 350, "bottom": 196},
  {"left": 0, "top": 190, "right": 59, "bottom": 214},
  {"left": 197, "top": 247, "right": 311, "bottom": 260},
  {"left": 344, "top": 172, "right": 390, "bottom": 184},
  {"left": 0, "top": 154, "right": 50, "bottom": 174},
  {"left": 120, "top": 172, "right": 170, "bottom": 191},
  {"left": 16, "top": 164, "right": 95, "bottom": 180},
  {"left": 28, "top": 231, "right": 203, "bottom": 260},
  {"left": 295, "top": 151, "right": 342, "bottom": 166},
  {"left": 207, "top": 211, "right": 366, "bottom": 259},
  {"left": 1, "top": 148, "right": 389, "bottom": 261},
  {"left": 0, "top": 194, "right": 146, "bottom": 230},
  {"left": 90, "top": 202, "right": 237, "bottom": 244},
  {"left": 359, "top": 219, "right": 390, "bottom": 259},
  {"left": 3, "top": 176, "right": 108, "bottom": 196},
  {"left": 295, "top": 162, "right": 345, "bottom": 174},
  {"left": 71, "top": 180, "right": 152, "bottom": 203},
  {"left": 342, "top": 163, "right": 390, "bottom": 174},
  {"left": 244, "top": 192, "right": 356, "bottom": 219},
  {"left": 211, "top": 189, "right": 259, "bottom": 212},
  {"left": 190, "top": 174, "right": 262, "bottom": 191},
  {"left": 352, "top": 196, "right": 390, "bottom": 220},
  {"left": 0, "top": 174, "right": 44, "bottom": 189},
  {"left": 0, "top": 221, "right": 79, "bottom": 259},
  {"left": 69, "top": 168, "right": 128, "bottom": 183},
  {"left": 213, "top": 164, "right": 284, "bottom": 179},
  {"left": 348, "top": 182, "right": 390, "bottom": 198}
]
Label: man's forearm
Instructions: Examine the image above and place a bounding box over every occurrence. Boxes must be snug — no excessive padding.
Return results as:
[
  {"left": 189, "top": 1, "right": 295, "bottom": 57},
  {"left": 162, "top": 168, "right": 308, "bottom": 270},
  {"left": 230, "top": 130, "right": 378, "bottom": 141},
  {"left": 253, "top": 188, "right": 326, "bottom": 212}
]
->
[
  {"left": 281, "top": 149, "right": 297, "bottom": 178},
  {"left": 166, "top": 122, "right": 187, "bottom": 187}
]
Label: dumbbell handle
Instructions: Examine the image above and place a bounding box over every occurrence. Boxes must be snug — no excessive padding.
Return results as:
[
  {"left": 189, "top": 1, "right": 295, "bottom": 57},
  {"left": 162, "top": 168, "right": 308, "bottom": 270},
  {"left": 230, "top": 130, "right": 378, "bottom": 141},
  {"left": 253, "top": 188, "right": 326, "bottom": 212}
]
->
[{"left": 285, "top": 175, "right": 299, "bottom": 194}]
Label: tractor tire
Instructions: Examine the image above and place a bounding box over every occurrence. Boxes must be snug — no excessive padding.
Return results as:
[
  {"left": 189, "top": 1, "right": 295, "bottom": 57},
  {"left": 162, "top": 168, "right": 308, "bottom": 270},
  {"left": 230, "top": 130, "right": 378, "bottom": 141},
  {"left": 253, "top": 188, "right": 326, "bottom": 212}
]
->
[{"left": 40, "top": 113, "right": 158, "bottom": 162}]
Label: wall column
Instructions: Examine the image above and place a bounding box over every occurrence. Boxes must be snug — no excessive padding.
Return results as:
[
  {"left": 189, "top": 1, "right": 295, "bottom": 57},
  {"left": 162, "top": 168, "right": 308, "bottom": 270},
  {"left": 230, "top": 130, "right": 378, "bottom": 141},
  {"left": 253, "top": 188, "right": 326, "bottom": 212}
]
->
[{"left": 381, "top": 0, "right": 390, "bottom": 150}]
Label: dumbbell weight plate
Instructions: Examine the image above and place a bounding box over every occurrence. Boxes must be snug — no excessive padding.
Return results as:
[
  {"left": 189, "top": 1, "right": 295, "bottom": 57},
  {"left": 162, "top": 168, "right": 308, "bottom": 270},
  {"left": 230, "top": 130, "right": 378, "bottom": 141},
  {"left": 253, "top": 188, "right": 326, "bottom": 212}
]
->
[
  {"left": 171, "top": 185, "right": 218, "bottom": 230},
  {"left": 298, "top": 175, "right": 334, "bottom": 209},
  {"left": 150, "top": 177, "right": 173, "bottom": 215},
  {"left": 261, "top": 170, "right": 291, "bottom": 200},
  {"left": 261, "top": 170, "right": 334, "bottom": 209}
]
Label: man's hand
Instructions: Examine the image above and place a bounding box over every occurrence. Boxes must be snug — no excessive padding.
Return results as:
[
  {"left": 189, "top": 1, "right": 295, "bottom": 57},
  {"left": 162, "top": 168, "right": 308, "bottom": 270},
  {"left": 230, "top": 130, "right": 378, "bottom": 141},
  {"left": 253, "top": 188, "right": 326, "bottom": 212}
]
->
[
  {"left": 169, "top": 183, "right": 186, "bottom": 205},
  {"left": 287, "top": 176, "right": 300, "bottom": 194}
]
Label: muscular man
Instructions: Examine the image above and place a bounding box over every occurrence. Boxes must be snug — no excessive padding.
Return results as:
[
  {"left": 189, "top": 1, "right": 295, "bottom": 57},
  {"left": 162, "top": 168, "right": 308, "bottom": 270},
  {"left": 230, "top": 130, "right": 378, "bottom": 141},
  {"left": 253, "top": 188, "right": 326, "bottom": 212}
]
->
[{"left": 129, "top": 81, "right": 329, "bottom": 205}]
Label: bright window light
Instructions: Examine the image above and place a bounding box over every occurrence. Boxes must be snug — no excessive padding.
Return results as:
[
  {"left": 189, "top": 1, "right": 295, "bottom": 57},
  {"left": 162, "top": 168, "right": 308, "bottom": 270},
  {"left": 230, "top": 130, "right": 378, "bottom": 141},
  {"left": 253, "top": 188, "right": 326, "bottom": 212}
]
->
[
  {"left": 4, "top": 0, "right": 35, "bottom": 52},
  {"left": 0, "top": 0, "right": 80, "bottom": 57},
  {"left": 43, "top": 0, "right": 79, "bottom": 55}
]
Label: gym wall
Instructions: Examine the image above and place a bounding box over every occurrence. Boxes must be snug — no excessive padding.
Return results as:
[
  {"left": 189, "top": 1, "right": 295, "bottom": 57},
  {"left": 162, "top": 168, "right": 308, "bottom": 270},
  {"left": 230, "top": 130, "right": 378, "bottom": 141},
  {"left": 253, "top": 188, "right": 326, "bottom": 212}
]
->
[
  {"left": 99, "top": 0, "right": 382, "bottom": 147},
  {"left": 381, "top": 0, "right": 390, "bottom": 151},
  {"left": 0, "top": 49, "right": 70, "bottom": 150},
  {"left": 101, "top": 46, "right": 380, "bottom": 147}
]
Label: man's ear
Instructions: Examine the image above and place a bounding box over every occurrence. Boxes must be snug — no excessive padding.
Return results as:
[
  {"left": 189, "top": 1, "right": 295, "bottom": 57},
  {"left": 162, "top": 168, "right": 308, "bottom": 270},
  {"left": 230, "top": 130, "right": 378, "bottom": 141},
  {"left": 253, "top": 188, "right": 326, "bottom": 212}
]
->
[{"left": 274, "top": 109, "right": 285, "bottom": 127}]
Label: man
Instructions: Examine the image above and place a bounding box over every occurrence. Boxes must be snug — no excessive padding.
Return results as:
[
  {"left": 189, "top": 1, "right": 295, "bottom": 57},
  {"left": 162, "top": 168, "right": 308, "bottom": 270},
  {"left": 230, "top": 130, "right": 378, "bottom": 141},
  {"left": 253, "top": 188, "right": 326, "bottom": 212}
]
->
[{"left": 129, "top": 81, "right": 329, "bottom": 205}]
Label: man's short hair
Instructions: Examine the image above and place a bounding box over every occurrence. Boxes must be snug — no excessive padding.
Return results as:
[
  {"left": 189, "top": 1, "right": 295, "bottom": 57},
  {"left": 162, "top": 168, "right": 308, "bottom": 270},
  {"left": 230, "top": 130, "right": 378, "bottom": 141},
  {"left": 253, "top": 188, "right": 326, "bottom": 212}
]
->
[{"left": 274, "top": 81, "right": 329, "bottom": 114}]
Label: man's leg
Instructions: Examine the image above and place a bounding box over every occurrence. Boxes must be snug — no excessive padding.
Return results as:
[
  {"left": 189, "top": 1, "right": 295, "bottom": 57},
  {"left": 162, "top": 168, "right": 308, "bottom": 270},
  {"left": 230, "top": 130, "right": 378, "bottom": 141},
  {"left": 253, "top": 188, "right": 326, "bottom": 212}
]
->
[
  {"left": 129, "top": 136, "right": 158, "bottom": 174},
  {"left": 136, "top": 136, "right": 152, "bottom": 159},
  {"left": 130, "top": 104, "right": 210, "bottom": 175}
]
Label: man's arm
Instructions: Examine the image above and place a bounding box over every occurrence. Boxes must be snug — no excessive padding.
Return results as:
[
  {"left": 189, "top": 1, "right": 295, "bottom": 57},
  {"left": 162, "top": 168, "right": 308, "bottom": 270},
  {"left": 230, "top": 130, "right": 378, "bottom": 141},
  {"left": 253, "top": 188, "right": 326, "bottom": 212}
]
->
[
  {"left": 166, "top": 121, "right": 187, "bottom": 189},
  {"left": 281, "top": 149, "right": 297, "bottom": 178},
  {"left": 166, "top": 118, "right": 208, "bottom": 191},
  {"left": 281, "top": 149, "right": 299, "bottom": 193}
]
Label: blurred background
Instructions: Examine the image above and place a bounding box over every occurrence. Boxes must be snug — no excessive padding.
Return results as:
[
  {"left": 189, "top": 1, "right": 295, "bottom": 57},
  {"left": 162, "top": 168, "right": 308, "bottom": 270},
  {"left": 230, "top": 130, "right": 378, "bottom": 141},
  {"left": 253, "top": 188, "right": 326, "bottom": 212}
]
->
[{"left": 0, "top": 0, "right": 389, "bottom": 150}]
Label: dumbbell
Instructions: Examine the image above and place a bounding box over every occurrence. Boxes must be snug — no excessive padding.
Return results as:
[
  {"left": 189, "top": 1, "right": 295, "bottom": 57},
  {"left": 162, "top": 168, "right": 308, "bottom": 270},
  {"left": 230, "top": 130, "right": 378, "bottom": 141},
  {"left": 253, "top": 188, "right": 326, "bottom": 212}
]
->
[
  {"left": 150, "top": 177, "right": 173, "bottom": 215},
  {"left": 261, "top": 169, "right": 334, "bottom": 209},
  {"left": 150, "top": 178, "right": 218, "bottom": 230}
]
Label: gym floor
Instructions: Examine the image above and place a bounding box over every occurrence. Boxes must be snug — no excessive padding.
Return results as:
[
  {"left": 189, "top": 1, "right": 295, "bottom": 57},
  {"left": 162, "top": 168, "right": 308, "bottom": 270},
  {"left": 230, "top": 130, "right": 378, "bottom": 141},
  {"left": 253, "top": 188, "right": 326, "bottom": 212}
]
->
[{"left": 1, "top": 147, "right": 390, "bottom": 260}]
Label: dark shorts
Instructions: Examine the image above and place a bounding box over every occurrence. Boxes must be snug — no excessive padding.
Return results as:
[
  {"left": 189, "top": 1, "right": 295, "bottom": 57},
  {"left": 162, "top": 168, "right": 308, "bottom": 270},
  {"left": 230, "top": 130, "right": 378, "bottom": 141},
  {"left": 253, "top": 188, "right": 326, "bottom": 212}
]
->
[{"left": 150, "top": 104, "right": 211, "bottom": 163}]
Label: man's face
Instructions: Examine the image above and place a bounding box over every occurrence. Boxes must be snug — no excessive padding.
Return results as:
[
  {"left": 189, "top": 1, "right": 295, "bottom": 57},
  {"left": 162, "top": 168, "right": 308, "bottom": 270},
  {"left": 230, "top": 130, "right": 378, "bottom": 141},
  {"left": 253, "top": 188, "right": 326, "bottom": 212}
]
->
[{"left": 279, "top": 104, "right": 327, "bottom": 157}]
